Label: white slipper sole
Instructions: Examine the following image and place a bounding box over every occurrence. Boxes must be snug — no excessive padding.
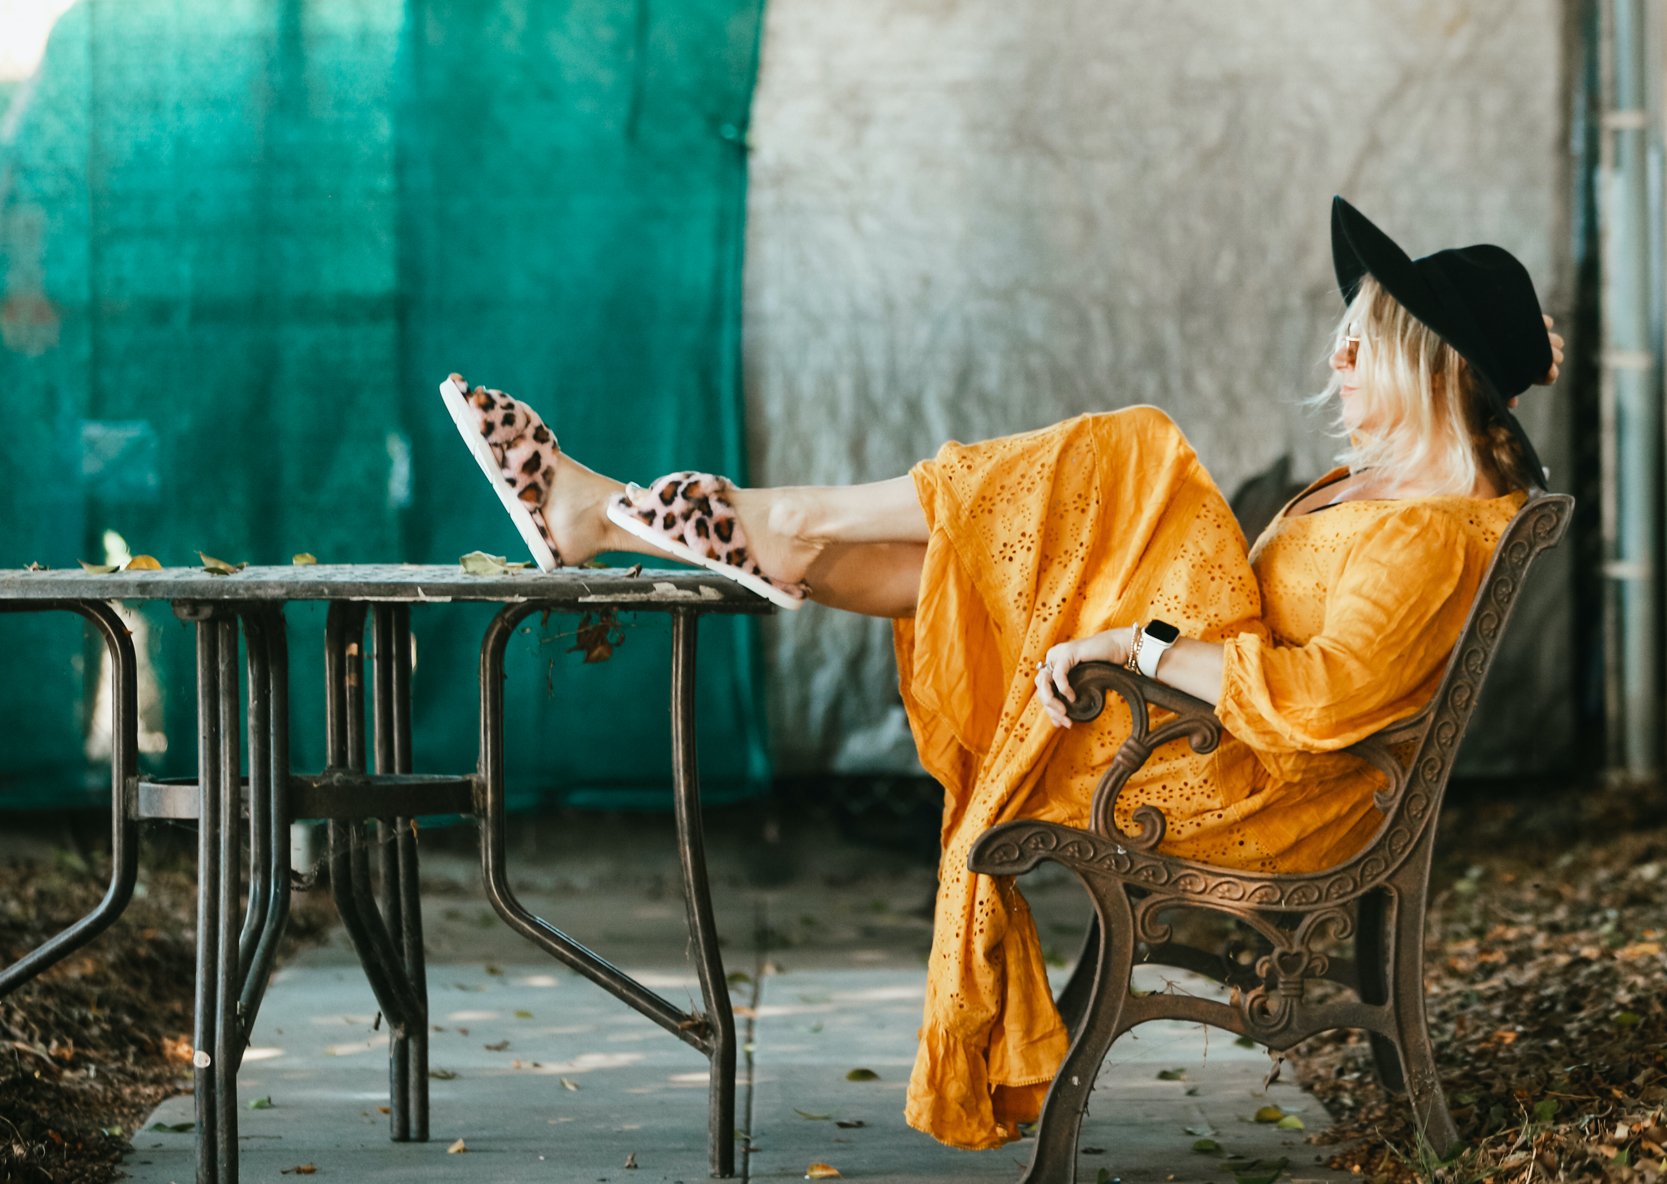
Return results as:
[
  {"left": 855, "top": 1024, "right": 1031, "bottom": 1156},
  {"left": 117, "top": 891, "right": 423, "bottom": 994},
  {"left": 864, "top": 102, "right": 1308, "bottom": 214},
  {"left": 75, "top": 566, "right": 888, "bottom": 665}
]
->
[
  {"left": 439, "top": 375, "right": 559, "bottom": 573},
  {"left": 606, "top": 497, "right": 805, "bottom": 611}
]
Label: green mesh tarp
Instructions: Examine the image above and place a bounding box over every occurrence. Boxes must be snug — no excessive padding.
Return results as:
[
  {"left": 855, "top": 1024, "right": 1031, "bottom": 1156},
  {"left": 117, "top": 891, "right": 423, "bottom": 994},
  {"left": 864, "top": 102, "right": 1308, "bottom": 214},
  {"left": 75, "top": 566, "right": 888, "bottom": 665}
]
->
[{"left": 0, "top": 0, "right": 769, "bottom": 810}]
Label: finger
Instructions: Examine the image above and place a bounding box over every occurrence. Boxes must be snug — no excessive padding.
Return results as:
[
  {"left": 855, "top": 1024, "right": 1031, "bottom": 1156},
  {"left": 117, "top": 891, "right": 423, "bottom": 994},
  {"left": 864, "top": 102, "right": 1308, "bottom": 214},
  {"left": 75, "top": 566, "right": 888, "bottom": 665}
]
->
[
  {"left": 1542, "top": 313, "right": 1555, "bottom": 330},
  {"left": 1035, "top": 674, "right": 1069, "bottom": 728},
  {"left": 1046, "top": 653, "right": 1076, "bottom": 704},
  {"left": 1034, "top": 669, "right": 1061, "bottom": 715},
  {"left": 1507, "top": 395, "right": 1520, "bottom": 410}
]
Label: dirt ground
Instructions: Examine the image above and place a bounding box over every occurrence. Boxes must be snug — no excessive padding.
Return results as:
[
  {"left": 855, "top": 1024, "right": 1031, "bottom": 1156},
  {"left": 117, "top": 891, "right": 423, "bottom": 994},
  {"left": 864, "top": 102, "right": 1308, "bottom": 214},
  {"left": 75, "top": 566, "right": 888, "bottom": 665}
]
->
[{"left": 2, "top": 784, "right": 1665, "bottom": 1184}]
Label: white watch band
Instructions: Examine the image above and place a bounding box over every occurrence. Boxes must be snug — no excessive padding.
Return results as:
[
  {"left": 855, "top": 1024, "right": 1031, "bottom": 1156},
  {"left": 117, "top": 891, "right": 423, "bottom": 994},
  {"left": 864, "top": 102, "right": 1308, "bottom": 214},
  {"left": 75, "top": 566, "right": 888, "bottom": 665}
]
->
[{"left": 1135, "top": 628, "right": 1174, "bottom": 679}]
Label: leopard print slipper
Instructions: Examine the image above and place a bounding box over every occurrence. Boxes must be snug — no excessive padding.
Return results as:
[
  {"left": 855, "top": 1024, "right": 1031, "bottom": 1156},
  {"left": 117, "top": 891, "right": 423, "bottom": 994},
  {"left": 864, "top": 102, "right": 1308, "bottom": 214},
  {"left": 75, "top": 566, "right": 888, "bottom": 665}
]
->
[
  {"left": 605, "top": 472, "right": 809, "bottom": 611},
  {"left": 439, "top": 373, "right": 563, "bottom": 571}
]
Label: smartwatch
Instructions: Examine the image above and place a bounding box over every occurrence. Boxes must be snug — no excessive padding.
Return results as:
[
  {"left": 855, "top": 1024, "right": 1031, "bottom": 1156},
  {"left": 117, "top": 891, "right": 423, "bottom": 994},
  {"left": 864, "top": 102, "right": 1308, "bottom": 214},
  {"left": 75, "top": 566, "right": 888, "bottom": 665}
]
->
[{"left": 1135, "top": 619, "right": 1180, "bottom": 679}]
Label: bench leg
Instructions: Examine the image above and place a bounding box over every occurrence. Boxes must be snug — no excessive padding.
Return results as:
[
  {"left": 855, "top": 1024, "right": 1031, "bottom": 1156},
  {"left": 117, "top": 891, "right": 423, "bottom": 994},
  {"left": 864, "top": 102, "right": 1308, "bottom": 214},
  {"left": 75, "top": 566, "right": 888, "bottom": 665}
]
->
[
  {"left": 1385, "top": 872, "right": 1459, "bottom": 1158},
  {"left": 1353, "top": 887, "right": 1406, "bottom": 1092},
  {"left": 1053, "top": 918, "right": 1099, "bottom": 1041},
  {"left": 1018, "top": 883, "right": 1137, "bottom": 1184}
]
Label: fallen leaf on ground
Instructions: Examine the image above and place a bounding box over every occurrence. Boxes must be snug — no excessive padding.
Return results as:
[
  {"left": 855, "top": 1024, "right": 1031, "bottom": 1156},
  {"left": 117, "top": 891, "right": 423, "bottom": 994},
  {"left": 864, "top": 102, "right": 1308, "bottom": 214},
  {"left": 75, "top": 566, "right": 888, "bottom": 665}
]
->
[
  {"left": 514, "top": 1009, "right": 534, "bottom": 1019},
  {"left": 1275, "top": 1114, "right": 1304, "bottom": 1130},
  {"left": 1193, "top": 1137, "right": 1222, "bottom": 1153},
  {"left": 1228, "top": 1156, "right": 1287, "bottom": 1184},
  {"left": 794, "top": 1109, "right": 830, "bottom": 1121},
  {"left": 1252, "top": 1105, "right": 1285, "bottom": 1123},
  {"left": 1156, "top": 1067, "right": 1187, "bottom": 1081},
  {"left": 845, "top": 1068, "right": 879, "bottom": 1082},
  {"left": 78, "top": 561, "right": 119, "bottom": 574},
  {"left": 805, "top": 1163, "right": 842, "bottom": 1179},
  {"left": 150, "top": 1121, "right": 194, "bottom": 1133},
  {"left": 248, "top": 1096, "right": 275, "bottom": 1110},
  {"left": 292, "top": 553, "right": 317, "bottom": 565},
  {"left": 624, "top": 1151, "right": 638, "bottom": 1169},
  {"left": 447, "top": 1138, "right": 467, "bottom": 1154},
  {"left": 429, "top": 1068, "right": 457, "bottom": 1081},
  {"left": 280, "top": 1166, "right": 316, "bottom": 1176},
  {"left": 484, "top": 1040, "right": 509, "bottom": 1052},
  {"left": 834, "top": 1119, "right": 865, "bottom": 1129},
  {"left": 559, "top": 1077, "right": 581, "bottom": 1091}
]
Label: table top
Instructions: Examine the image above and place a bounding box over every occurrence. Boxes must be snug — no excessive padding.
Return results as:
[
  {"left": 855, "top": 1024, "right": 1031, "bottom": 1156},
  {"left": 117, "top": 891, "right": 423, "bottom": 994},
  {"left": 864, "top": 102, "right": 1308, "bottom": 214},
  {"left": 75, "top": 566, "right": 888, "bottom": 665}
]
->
[{"left": 0, "top": 564, "right": 774, "bottom": 612}]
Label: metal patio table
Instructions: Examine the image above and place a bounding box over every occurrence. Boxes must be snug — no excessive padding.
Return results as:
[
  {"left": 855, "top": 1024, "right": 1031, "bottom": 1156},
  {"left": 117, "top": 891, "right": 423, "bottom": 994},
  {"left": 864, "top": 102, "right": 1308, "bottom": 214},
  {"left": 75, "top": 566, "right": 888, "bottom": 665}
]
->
[{"left": 0, "top": 564, "right": 769, "bottom": 1184}]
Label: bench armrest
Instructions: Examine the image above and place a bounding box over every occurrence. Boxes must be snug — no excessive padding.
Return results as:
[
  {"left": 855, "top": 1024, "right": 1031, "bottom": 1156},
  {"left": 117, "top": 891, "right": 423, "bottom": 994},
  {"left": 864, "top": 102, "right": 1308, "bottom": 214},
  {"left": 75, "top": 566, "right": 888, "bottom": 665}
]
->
[{"left": 1063, "top": 661, "right": 1411, "bottom": 852}]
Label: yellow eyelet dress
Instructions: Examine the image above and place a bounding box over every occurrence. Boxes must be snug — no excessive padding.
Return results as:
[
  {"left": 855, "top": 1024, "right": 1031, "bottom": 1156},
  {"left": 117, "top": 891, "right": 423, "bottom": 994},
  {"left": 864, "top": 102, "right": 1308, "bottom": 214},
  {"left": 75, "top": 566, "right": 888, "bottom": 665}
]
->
[{"left": 892, "top": 406, "right": 1524, "bottom": 1150}]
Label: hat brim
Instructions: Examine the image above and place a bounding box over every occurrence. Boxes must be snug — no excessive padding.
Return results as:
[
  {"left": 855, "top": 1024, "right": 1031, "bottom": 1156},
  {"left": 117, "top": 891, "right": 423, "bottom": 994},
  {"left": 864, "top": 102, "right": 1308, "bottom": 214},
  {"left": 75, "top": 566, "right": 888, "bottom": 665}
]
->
[{"left": 1332, "top": 196, "right": 1425, "bottom": 309}]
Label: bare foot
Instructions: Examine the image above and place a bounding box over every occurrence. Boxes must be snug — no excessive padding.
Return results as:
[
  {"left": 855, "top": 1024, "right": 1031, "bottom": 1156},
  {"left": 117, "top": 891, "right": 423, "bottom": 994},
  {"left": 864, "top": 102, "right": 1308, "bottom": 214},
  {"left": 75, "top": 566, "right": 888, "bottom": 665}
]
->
[{"left": 536, "top": 452, "right": 631, "bottom": 566}]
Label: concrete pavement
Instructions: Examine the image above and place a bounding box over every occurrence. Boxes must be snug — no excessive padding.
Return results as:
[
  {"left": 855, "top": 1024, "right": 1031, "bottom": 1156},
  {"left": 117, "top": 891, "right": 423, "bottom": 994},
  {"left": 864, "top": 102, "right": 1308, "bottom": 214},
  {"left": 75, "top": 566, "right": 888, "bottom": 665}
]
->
[{"left": 122, "top": 810, "right": 1352, "bottom": 1183}]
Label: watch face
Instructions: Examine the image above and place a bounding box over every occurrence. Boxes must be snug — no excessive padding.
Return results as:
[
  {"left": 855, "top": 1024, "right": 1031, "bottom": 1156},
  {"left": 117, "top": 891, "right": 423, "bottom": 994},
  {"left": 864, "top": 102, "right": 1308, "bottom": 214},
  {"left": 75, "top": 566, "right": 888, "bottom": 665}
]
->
[{"left": 1145, "top": 619, "right": 1181, "bottom": 645}]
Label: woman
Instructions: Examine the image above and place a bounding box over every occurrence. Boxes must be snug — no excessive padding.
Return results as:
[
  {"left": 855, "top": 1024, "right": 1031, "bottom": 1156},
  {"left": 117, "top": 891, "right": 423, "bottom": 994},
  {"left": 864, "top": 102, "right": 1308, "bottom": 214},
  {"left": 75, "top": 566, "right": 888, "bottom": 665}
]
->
[{"left": 440, "top": 197, "right": 1564, "bottom": 1150}]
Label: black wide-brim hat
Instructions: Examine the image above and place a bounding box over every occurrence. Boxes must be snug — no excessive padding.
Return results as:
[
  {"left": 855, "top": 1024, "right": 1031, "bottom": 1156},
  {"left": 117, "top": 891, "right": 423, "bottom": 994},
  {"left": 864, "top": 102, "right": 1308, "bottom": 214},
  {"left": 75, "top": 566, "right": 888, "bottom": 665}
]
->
[{"left": 1330, "top": 196, "right": 1551, "bottom": 481}]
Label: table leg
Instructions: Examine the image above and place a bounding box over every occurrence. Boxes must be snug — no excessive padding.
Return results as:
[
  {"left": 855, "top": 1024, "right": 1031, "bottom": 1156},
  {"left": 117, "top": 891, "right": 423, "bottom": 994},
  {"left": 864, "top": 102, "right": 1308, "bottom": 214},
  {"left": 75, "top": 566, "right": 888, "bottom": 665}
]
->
[
  {"left": 186, "top": 610, "right": 240, "bottom": 1184},
  {"left": 476, "top": 604, "right": 736, "bottom": 1178},
  {"left": 372, "top": 603, "right": 428, "bottom": 1142},
  {"left": 669, "top": 610, "right": 736, "bottom": 1180},
  {"left": 235, "top": 607, "right": 292, "bottom": 1068},
  {"left": 324, "top": 603, "right": 423, "bottom": 1141},
  {"left": 0, "top": 602, "right": 138, "bottom": 997},
  {"left": 214, "top": 617, "right": 242, "bottom": 1182}
]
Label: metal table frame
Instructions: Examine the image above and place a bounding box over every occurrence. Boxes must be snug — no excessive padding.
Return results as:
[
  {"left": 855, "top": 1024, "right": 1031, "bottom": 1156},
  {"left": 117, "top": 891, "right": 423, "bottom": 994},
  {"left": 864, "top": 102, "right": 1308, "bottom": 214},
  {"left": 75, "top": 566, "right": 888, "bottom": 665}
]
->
[{"left": 0, "top": 565, "right": 769, "bottom": 1184}]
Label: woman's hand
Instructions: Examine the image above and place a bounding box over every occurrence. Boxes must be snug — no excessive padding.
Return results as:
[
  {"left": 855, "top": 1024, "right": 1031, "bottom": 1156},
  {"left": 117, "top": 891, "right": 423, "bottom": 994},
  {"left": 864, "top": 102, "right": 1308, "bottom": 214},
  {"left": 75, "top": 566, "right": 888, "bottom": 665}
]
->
[
  {"left": 1536, "top": 313, "right": 1565, "bottom": 386},
  {"left": 1034, "top": 628, "right": 1133, "bottom": 729}
]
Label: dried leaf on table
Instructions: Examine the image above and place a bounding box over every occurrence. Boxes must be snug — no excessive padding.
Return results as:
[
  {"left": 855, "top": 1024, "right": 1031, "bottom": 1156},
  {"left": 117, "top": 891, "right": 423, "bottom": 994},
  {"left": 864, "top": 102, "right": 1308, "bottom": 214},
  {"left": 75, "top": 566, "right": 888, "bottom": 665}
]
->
[
  {"left": 78, "top": 561, "right": 119, "bottom": 574},
  {"left": 460, "top": 551, "right": 513, "bottom": 575},
  {"left": 127, "top": 555, "right": 162, "bottom": 570},
  {"left": 804, "top": 1164, "right": 842, "bottom": 1180},
  {"left": 291, "top": 552, "right": 317, "bottom": 565},
  {"left": 198, "top": 552, "right": 247, "bottom": 575}
]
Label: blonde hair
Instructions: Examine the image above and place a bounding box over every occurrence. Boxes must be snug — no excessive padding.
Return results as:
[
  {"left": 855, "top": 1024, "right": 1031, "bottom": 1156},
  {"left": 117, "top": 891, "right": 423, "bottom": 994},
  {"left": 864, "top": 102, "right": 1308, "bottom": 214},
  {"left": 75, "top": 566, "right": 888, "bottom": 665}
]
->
[{"left": 1313, "top": 275, "right": 1537, "bottom": 494}]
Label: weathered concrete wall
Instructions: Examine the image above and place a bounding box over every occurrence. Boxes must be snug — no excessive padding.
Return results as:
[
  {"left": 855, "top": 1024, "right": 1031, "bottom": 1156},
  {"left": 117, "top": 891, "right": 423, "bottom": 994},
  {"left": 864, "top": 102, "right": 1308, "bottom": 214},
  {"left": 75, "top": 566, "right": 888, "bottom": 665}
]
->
[{"left": 744, "top": 0, "right": 1573, "bottom": 776}]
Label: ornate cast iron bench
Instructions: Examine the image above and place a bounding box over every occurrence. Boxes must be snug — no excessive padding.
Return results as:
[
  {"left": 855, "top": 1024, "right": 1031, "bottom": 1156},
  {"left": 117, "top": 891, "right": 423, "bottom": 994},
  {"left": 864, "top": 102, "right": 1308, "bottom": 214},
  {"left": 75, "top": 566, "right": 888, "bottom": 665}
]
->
[{"left": 969, "top": 491, "right": 1573, "bottom": 1184}]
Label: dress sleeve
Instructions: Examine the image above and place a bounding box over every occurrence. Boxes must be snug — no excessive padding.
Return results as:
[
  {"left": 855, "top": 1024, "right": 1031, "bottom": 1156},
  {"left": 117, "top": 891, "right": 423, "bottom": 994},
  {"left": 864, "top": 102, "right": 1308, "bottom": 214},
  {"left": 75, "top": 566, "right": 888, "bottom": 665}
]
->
[{"left": 1216, "top": 507, "right": 1477, "bottom": 755}]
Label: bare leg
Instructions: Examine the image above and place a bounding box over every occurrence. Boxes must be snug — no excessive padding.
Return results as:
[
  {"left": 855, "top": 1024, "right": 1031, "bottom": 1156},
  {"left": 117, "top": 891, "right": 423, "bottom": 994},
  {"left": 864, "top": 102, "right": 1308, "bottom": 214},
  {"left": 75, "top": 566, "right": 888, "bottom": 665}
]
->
[
  {"left": 802, "top": 542, "right": 927, "bottom": 618},
  {"left": 540, "top": 457, "right": 928, "bottom": 598}
]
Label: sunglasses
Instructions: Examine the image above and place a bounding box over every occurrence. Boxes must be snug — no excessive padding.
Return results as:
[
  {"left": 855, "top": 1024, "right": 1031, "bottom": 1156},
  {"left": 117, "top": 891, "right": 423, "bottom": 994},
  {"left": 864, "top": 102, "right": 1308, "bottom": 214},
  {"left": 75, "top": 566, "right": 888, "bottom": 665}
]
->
[{"left": 1341, "top": 324, "right": 1362, "bottom": 368}]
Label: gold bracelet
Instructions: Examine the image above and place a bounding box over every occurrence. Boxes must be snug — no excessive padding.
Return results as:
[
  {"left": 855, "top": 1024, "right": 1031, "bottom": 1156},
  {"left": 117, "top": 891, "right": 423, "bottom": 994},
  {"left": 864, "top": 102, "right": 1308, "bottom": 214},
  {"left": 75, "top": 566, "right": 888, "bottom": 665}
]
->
[{"left": 1125, "top": 624, "right": 1144, "bottom": 673}]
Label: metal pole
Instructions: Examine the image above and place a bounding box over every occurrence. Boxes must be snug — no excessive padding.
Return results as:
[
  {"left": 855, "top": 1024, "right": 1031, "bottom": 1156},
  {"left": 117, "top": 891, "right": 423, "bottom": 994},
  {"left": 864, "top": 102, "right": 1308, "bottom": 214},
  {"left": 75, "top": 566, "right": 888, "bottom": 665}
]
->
[{"left": 1599, "top": 0, "right": 1665, "bottom": 776}]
